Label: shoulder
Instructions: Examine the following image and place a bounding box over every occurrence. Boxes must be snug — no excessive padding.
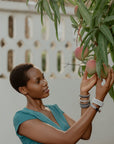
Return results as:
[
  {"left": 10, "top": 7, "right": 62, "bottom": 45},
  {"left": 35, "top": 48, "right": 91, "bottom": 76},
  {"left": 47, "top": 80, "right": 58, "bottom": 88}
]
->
[
  {"left": 13, "top": 109, "right": 35, "bottom": 123},
  {"left": 13, "top": 108, "right": 36, "bottom": 134}
]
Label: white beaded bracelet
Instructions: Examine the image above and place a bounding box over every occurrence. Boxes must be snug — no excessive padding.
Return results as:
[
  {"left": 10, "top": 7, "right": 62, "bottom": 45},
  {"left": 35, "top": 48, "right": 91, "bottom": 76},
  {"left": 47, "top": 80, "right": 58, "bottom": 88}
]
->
[{"left": 92, "top": 97, "right": 104, "bottom": 107}]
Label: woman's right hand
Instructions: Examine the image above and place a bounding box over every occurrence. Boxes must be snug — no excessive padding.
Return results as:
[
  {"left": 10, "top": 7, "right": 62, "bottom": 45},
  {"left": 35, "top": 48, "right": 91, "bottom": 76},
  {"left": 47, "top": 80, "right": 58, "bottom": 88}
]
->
[{"left": 96, "top": 69, "right": 114, "bottom": 101}]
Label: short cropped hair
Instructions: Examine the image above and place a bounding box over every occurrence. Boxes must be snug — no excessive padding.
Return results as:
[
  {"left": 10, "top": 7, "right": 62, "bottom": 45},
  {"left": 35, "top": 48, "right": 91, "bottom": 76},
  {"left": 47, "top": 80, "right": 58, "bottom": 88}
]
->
[{"left": 9, "top": 63, "right": 34, "bottom": 93}]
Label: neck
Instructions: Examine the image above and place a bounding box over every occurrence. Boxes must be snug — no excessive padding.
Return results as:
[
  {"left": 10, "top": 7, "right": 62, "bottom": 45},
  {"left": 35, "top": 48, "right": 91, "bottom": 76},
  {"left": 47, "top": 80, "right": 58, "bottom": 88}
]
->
[{"left": 26, "top": 97, "right": 45, "bottom": 111}]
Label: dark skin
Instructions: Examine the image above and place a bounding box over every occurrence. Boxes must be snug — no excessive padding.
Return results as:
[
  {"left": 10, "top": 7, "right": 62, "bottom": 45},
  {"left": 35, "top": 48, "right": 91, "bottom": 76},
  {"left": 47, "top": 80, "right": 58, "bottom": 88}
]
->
[{"left": 18, "top": 66, "right": 114, "bottom": 144}]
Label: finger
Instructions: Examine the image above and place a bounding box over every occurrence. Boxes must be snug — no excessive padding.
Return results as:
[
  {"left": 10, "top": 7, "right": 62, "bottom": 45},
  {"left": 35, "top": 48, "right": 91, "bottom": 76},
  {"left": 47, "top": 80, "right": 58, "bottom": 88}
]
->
[
  {"left": 89, "top": 74, "right": 98, "bottom": 84},
  {"left": 109, "top": 69, "right": 114, "bottom": 89},
  {"left": 97, "top": 78, "right": 103, "bottom": 87},
  {"left": 105, "top": 69, "right": 111, "bottom": 87},
  {"left": 83, "top": 69, "right": 88, "bottom": 80}
]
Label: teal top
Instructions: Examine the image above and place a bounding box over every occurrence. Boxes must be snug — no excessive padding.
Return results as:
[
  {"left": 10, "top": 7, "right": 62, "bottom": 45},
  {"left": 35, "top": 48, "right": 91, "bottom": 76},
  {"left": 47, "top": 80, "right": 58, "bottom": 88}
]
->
[{"left": 13, "top": 104, "right": 70, "bottom": 144}]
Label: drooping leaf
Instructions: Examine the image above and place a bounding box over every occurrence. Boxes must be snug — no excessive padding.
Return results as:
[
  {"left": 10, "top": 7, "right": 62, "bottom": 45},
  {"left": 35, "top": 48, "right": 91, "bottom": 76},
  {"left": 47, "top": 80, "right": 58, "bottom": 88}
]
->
[
  {"left": 54, "top": 13, "right": 59, "bottom": 41},
  {"left": 96, "top": 46, "right": 102, "bottom": 78},
  {"left": 43, "top": 0, "right": 53, "bottom": 21},
  {"left": 90, "top": 17, "right": 95, "bottom": 30},
  {"left": 77, "top": 0, "right": 91, "bottom": 26},
  {"left": 99, "top": 24, "right": 114, "bottom": 46},
  {"left": 93, "top": 0, "right": 108, "bottom": 17},
  {"left": 26, "top": 0, "right": 29, "bottom": 5},
  {"left": 80, "top": 27, "right": 89, "bottom": 38},
  {"left": 109, "top": 44, "right": 114, "bottom": 62},
  {"left": 67, "top": 0, "right": 76, "bottom": 6},
  {"left": 40, "top": 1, "right": 44, "bottom": 25},
  {"left": 112, "top": 25, "right": 114, "bottom": 34},
  {"left": 98, "top": 32, "right": 108, "bottom": 65},
  {"left": 35, "top": 0, "right": 42, "bottom": 9},
  {"left": 104, "top": 15, "right": 114, "bottom": 23},
  {"left": 81, "top": 29, "right": 96, "bottom": 46},
  {"left": 59, "top": 0, "right": 66, "bottom": 14},
  {"left": 72, "top": 24, "right": 78, "bottom": 29},
  {"left": 109, "top": 3, "right": 114, "bottom": 16},
  {"left": 82, "top": 33, "right": 94, "bottom": 59},
  {"left": 70, "top": 16, "right": 78, "bottom": 28},
  {"left": 51, "top": 1, "right": 60, "bottom": 23}
]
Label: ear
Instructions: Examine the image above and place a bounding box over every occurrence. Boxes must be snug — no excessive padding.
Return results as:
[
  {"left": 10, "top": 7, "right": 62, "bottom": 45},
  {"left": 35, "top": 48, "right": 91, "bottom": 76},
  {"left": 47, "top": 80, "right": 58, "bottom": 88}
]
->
[{"left": 18, "top": 86, "right": 28, "bottom": 95}]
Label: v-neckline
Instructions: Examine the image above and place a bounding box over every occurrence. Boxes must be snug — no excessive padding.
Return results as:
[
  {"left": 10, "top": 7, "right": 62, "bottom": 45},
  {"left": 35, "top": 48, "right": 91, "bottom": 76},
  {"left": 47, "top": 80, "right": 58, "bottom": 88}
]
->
[
  {"left": 23, "top": 106, "right": 61, "bottom": 128},
  {"left": 45, "top": 105, "right": 61, "bottom": 127}
]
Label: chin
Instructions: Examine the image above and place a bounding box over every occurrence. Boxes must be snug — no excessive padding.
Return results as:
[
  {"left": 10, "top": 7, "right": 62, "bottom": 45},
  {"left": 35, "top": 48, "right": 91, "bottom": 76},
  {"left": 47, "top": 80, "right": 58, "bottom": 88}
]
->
[{"left": 42, "top": 93, "right": 50, "bottom": 99}]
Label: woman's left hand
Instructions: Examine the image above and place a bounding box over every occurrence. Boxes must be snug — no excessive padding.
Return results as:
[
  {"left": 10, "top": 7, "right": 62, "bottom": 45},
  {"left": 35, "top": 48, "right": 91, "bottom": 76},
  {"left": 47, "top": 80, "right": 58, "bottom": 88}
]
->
[{"left": 80, "top": 69, "right": 97, "bottom": 95}]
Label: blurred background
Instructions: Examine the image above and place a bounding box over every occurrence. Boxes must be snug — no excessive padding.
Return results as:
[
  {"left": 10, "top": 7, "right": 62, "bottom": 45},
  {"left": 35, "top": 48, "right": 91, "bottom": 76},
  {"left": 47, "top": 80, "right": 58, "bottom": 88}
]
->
[{"left": 0, "top": 0, "right": 114, "bottom": 144}]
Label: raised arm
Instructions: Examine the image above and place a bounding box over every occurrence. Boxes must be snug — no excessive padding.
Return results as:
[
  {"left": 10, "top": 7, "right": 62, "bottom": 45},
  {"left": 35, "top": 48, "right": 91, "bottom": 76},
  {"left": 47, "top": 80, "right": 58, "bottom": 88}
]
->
[
  {"left": 79, "top": 69, "right": 97, "bottom": 139},
  {"left": 18, "top": 69, "right": 114, "bottom": 144}
]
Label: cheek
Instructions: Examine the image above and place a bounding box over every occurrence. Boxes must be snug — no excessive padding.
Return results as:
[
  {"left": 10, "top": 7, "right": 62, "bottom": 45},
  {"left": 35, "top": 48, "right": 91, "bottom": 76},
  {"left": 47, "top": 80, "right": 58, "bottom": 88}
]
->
[{"left": 28, "top": 85, "right": 43, "bottom": 96}]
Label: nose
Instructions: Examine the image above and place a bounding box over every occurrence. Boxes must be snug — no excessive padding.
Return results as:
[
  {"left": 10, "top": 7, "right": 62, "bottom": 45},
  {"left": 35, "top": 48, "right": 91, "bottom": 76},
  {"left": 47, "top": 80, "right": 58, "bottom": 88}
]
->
[{"left": 41, "top": 79, "right": 48, "bottom": 86}]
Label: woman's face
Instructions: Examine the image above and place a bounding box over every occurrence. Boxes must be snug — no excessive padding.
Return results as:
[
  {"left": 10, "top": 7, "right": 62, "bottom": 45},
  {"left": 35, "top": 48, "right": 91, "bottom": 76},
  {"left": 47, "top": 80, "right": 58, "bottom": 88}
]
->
[{"left": 25, "top": 67, "right": 49, "bottom": 99}]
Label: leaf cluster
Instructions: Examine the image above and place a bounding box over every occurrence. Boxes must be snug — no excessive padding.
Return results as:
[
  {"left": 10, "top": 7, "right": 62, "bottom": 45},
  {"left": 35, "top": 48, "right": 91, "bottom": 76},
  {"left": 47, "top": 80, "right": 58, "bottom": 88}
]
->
[
  {"left": 27, "top": 0, "right": 114, "bottom": 99},
  {"left": 71, "top": 0, "right": 114, "bottom": 99},
  {"left": 27, "top": 0, "right": 66, "bottom": 40}
]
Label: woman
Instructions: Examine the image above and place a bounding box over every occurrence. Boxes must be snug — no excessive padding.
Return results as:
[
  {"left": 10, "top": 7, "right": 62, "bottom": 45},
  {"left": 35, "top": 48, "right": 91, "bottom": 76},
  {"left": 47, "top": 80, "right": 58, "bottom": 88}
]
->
[{"left": 9, "top": 63, "right": 114, "bottom": 144}]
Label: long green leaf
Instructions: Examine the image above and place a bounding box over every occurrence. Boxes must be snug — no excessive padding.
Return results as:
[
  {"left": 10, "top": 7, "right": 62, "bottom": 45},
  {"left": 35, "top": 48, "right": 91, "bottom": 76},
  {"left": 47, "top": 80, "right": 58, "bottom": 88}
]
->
[
  {"left": 104, "top": 15, "right": 114, "bottom": 23},
  {"left": 40, "top": 1, "right": 44, "bottom": 25},
  {"left": 36, "top": 0, "right": 42, "bottom": 13},
  {"left": 51, "top": 1, "right": 60, "bottom": 23},
  {"left": 96, "top": 47, "right": 102, "bottom": 78},
  {"left": 77, "top": 0, "right": 91, "bottom": 26},
  {"left": 70, "top": 16, "right": 78, "bottom": 28},
  {"left": 43, "top": 0, "right": 53, "bottom": 21},
  {"left": 82, "top": 34, "right": 93, "bottom": 59},
  {"left": 98, "top": 32, "right": 108, "bottom": 65},
  {"left": 54, "top": 13, "right": 59, "bottom": 41},
  {"left": 72, "top": 24, "right": 78, "bottom": 29},
  {"left": 49, "top": 0, "right": 55, "bottom": 10},
  {"left": 59, "top": 0, "right": 66, "bottom": 14},
  {"left": 99, "top": 24, "right": 114, "bottom": 46},
  {"left": 26, "top": 0, "right": 29, "bottom": 5},
  {"left": 80, "top": 28, "right": 86, "bottom": 38},
  {"left": 81, "top": 29, "right": 96, "bottom": 46},
  {"left": 112, "top": 25, "right": 114, "bottom": 34},
  {"left": 109, "top": 44, "right": 114, "bottom": 62},
  {"left": 93, "top": 0, "right": 108, "bottom": 17}
]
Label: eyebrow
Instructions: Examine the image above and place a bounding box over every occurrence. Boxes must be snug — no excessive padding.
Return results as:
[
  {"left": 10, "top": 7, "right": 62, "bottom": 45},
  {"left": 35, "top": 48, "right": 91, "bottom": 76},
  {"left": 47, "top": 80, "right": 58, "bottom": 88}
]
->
[{"left": 35, "top": 73, "right": 44, "bottom": 80}]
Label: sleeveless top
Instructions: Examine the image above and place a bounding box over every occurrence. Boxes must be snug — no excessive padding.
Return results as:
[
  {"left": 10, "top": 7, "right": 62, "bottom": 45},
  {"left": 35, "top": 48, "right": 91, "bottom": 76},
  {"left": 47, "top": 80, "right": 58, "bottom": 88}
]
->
[{"left": 13, "top": 104, "right": 70, "bottom": 144}]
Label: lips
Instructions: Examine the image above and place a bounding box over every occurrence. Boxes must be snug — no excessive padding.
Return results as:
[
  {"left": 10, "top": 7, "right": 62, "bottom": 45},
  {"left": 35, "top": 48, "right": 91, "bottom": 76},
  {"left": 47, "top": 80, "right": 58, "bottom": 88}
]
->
[{"left": 43, "top": 87, "right": 49, "bottom": 93}]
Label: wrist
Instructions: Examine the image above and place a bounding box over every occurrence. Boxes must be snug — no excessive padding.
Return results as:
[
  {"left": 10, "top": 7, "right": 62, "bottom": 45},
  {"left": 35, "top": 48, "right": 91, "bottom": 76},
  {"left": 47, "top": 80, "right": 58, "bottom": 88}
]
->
[
  {"left": 95, "top": 96, "right": 104, "bottom": 102},
  {"left": 80, "top": 91, "right": 89, "bottom": 96}
]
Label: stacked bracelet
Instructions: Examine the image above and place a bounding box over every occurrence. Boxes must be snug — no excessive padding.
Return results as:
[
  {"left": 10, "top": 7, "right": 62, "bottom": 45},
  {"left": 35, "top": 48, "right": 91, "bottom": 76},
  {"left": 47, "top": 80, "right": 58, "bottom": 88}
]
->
[
  {"left": 79, "top": 94, "right": 90, "bottom": 108},
  {"left": 80, "top": 102, "right": 90, "bottom": 108}
]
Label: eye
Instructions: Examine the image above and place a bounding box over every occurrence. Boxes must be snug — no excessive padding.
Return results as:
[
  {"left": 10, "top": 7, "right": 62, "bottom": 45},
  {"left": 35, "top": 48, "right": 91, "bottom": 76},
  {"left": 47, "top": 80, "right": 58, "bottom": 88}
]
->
[{"left": 36, "top": 78, "right": 40, "bottom": 84}]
